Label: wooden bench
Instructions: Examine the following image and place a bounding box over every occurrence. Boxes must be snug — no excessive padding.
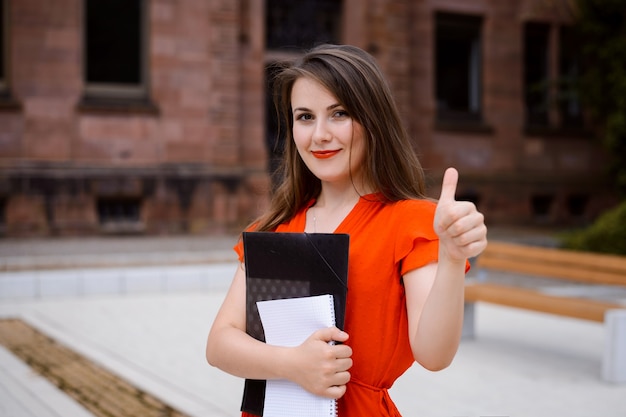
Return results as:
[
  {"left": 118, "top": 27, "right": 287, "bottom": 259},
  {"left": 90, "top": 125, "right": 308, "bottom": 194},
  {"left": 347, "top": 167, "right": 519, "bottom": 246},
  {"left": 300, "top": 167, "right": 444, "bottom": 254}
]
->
[{"left": 463, "top": 241, "right": 626, "bottom": 383}]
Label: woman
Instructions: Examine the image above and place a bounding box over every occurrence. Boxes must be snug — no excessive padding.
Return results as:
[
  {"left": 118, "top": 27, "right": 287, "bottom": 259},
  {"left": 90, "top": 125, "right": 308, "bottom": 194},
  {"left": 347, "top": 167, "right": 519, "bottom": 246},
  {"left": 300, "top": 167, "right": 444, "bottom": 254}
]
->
[{"left": 206, "top": 44, "right": 487, "bottom": 416}]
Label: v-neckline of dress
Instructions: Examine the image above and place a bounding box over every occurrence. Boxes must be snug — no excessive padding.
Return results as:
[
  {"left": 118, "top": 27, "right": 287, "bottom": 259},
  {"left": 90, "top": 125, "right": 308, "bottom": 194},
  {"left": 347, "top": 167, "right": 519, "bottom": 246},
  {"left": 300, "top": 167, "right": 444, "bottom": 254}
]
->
[{"left": 303, "top": 192, "right": 382, "bottom": 234}]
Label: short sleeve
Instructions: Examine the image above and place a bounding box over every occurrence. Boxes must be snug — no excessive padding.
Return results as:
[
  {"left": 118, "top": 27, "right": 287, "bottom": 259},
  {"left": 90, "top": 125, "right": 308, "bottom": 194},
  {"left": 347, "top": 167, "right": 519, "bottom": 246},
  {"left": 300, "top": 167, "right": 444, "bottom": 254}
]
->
[
  {"left": 393, "top": 200, "right": 440, "bottom": 276},
  {"left": 233, "top": 223, "right": 260, "bottom": 263},
  {"left": 393, "top": 199, "right": 471, "bottom": 275},
  {"left": 233, "top": 238, "right": 244, "bottom": 262}
]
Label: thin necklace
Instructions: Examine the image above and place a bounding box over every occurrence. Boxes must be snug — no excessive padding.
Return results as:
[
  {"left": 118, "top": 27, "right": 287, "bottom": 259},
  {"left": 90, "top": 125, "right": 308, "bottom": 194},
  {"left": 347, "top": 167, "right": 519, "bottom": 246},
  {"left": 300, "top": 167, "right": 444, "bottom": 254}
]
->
[{"left": 312, "top": 209, "right": 317, "bottom": 233}]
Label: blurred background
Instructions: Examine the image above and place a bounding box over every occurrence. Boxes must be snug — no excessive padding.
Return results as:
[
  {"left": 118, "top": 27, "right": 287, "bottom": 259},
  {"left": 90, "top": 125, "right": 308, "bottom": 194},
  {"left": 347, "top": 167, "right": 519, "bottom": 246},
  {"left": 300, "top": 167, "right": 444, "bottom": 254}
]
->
[{"left": 0, "top": 0, "right": 624, "bottom": 250}]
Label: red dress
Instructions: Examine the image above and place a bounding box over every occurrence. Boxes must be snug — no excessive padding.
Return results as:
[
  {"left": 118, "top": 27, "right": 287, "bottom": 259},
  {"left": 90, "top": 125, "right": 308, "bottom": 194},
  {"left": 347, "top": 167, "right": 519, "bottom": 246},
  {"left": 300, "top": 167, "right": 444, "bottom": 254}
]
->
[{"left": 236, "top": 194, "right": 453, "bottom": 416}]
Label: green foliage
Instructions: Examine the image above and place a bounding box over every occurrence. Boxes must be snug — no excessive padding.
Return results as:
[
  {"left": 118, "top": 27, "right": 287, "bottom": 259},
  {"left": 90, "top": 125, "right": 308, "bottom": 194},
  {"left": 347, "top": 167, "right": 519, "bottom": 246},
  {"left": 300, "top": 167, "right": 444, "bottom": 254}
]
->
[
  {"left": 575, "top": 0, "right": 626, "bottom": 196},
  {"left": 560, "top": 202, "right": 626, "bottom": 255}
]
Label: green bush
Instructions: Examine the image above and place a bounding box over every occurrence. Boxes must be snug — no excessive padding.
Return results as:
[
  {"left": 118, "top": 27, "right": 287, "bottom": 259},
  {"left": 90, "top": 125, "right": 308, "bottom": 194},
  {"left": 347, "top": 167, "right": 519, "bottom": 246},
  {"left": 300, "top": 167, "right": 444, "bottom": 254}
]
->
[{"left": 560, "top": 202, "right": 626, "bottom": 255}]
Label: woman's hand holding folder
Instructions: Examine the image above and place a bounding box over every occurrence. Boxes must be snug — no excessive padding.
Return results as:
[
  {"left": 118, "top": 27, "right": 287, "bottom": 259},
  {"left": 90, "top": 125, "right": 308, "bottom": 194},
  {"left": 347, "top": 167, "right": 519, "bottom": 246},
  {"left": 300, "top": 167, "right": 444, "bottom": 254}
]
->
[{"left": 284, "top": 326, "right": 352, "bottom": 399}]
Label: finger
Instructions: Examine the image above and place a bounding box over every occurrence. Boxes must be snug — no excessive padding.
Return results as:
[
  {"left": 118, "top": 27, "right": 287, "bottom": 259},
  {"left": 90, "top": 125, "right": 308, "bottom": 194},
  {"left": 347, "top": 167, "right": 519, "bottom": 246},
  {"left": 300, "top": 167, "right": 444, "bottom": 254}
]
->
[
  {"left": 438, "top": 167, "right": 458, "bottom": 204},
  {"left": 334, "top": 357, "right": 353, "bottom": 372},
  {"left": 449, "top": 224, "right": 485, "bottom": 247},
  {"left": 332, "top": 344, "right": 353, "bottom": 360},
  {"left": 331, "top": 370, "right": 351, "bottom": 386},
  {"left": 325, "top": 384, "right": 347, "bottom": 400},
  {"left": 316, "top": 327, "right": 349, "bottom": 343},
  {"left": 442, "top": 202, "right": 481, "bottom": 237}
]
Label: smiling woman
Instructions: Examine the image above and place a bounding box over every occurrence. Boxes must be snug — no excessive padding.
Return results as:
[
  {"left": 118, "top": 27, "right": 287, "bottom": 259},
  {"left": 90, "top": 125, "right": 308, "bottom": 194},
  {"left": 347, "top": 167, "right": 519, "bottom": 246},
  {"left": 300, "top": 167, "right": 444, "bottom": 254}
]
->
[
  {"left": 291, "top": 77, "right": 369, "bottom": 196},
  {"left": 206, "top": 44, "right": 487, "bottom": 417}
]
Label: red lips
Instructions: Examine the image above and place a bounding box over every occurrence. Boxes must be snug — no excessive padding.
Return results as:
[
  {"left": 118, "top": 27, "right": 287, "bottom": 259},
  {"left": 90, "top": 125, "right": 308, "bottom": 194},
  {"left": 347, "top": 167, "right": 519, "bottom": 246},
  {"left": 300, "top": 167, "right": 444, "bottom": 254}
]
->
[{"left": 311, "top": 150, "right": 340, "bottom": 159}]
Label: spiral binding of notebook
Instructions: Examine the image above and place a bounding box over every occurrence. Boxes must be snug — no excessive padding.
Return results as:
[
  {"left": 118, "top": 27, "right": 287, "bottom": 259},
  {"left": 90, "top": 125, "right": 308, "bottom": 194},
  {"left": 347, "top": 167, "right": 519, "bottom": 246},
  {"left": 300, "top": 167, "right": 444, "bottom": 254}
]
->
[
  {"left": 329, "top": 294, "right": 338, "bottom": 417},
  {"left": 328, "top": 294, "right": 338, "bottom": 417}
]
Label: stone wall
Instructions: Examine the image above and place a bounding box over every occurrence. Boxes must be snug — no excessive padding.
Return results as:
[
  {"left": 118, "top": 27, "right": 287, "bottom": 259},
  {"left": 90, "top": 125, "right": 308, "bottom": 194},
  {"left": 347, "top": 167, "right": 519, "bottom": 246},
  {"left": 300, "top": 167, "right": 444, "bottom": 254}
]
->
[
  {"left": 0, "top": 0, "right": 270, "bottom": 236},
  {"left": 0, "top": 0, "right": 617, "bottom": 237}
]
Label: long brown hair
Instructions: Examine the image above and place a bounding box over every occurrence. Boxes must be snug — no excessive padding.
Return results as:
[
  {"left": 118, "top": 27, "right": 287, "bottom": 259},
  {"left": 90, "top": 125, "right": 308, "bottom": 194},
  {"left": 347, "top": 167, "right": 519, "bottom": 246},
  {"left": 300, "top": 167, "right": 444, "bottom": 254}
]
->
[{"left": 254, "top": 44, "right": 428, "bottom": 232}]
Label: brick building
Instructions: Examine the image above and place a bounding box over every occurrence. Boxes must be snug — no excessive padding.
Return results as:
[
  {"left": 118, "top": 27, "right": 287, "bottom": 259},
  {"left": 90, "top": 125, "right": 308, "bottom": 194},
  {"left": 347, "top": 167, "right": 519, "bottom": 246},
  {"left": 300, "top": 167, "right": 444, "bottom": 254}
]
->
[{"left": 0, "top": 0, "right": 617, "bottom": 237}]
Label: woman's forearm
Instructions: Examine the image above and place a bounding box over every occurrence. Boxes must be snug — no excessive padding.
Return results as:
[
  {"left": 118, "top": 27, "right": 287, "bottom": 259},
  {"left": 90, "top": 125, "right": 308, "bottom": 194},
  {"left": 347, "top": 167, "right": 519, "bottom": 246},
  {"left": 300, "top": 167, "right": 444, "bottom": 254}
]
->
[
  {"left": 207, "top": 325, "right": 293, "bottom": 380},
  {"left": 411, "top": 256, "right": 466, "bottom": 371},
  {"left": 207, "top": 323, "right": 352, "bottom": 398}
]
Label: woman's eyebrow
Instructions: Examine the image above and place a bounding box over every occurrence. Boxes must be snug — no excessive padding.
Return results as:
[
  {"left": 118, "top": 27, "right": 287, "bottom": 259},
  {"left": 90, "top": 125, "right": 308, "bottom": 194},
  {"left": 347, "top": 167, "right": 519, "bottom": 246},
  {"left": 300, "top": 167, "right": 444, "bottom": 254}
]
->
[{"left": 293, "top": 103, "right": 341, "bottom": 113}]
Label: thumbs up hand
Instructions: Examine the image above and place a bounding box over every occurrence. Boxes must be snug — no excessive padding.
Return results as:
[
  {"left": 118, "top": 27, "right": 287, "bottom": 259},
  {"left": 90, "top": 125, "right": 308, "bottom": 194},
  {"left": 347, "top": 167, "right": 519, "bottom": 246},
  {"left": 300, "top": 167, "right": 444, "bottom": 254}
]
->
[{"left": 433, "top": 168, "right": 487, "bottom": 262}]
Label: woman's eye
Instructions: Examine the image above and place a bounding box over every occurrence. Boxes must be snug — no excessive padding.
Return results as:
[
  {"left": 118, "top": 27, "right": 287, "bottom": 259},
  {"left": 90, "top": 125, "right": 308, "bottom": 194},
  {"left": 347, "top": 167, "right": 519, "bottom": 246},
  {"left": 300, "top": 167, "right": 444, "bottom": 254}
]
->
[
  {"left": 295, "top": 113, "right": 313, "bottom": 121},
  {"left": 333, "top": 110, "right": 349, "bottom": 118}
]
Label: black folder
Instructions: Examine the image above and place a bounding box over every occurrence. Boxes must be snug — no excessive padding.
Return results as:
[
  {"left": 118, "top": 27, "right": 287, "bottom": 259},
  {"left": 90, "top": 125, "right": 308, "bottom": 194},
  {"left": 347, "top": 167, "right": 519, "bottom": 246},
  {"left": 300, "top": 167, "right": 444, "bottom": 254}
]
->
[{"left": 241, "top": 232, "right": 350, "bottom": 416}]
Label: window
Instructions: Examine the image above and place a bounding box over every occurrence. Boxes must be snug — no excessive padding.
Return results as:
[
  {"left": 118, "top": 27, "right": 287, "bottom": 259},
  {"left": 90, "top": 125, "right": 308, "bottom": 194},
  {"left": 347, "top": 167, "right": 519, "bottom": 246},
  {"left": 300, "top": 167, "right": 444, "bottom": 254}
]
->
[
  {"left": 0, "top": 197, "right": 5, "bottom": 234},
  {"left": 558, "top": 26, "right": 583, "bottom": 127},
  {"left": 524, "top": 22, "right": 586, "bottom": 132},
  {"left": 435, "top": 12, "right": 483, "bottom": 123},
  {"left": 266, "top": 0, "right": 342, "bottom": 50},
  {"left": 523, "top": 22, "right": 550, "bottom": 127},
  {"left": 531, "top": 193, "right": 554, "bottom": 220},
  {"left": 0, "top": 0, "right": 5, "bottom": 93},
  {"left": 0, "top": 0, "right": 18, "bottom": 109},
  {"left": 97, "top": 197, "right": 143, "bottom": 232},
  {"left": 566, "top": 193, "right": 588, "bottom": 218},
  {"left": 83, "top": 0, "right": 151, "bottom": 105}
]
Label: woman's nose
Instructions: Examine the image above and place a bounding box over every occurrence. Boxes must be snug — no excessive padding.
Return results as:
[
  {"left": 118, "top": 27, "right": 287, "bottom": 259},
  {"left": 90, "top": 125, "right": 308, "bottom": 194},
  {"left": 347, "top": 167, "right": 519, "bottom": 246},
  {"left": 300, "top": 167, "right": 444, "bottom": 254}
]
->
[{"left": 312, "top": 120, "right": 332, "bottom": 142}]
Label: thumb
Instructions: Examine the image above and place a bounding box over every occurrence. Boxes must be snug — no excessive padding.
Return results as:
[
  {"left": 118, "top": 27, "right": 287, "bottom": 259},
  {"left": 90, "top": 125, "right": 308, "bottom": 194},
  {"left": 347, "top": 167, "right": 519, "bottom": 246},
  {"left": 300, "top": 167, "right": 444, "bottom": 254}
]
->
[{"left": 438, "top": 167, "right": 458, "bottom": 203}]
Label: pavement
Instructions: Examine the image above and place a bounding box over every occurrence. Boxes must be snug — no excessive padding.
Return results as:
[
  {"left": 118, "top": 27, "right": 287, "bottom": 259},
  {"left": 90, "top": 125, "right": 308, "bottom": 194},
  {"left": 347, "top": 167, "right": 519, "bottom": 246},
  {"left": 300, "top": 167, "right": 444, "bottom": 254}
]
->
[{"left": 0, "top": 229, "right": 625, "bottom": 417}]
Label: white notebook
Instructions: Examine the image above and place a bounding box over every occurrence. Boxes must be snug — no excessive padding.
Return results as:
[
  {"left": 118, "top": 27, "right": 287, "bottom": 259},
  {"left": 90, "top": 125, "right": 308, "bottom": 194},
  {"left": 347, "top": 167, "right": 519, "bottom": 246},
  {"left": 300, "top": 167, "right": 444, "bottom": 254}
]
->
[{"left": 256, "top": 294, "right": 337, "bottom": 417}]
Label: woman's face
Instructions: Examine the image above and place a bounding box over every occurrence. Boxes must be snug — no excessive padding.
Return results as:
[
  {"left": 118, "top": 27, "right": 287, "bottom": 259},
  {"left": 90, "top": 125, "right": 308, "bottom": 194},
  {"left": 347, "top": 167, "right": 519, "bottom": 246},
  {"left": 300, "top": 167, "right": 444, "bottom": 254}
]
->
[{"left": 291, "top": 77, "right": 367, "bottom": 189}]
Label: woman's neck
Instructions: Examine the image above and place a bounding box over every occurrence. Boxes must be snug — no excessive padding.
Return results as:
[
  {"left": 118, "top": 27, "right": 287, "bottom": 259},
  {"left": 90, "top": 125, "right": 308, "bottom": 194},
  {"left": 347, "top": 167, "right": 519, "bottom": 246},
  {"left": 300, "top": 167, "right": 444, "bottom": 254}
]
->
[
  {"left": 306, "top": 181, "right": 374, "bottom": 233},
  {"left": 315, "top": 187, "right": 358, "bottom": 210}
]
